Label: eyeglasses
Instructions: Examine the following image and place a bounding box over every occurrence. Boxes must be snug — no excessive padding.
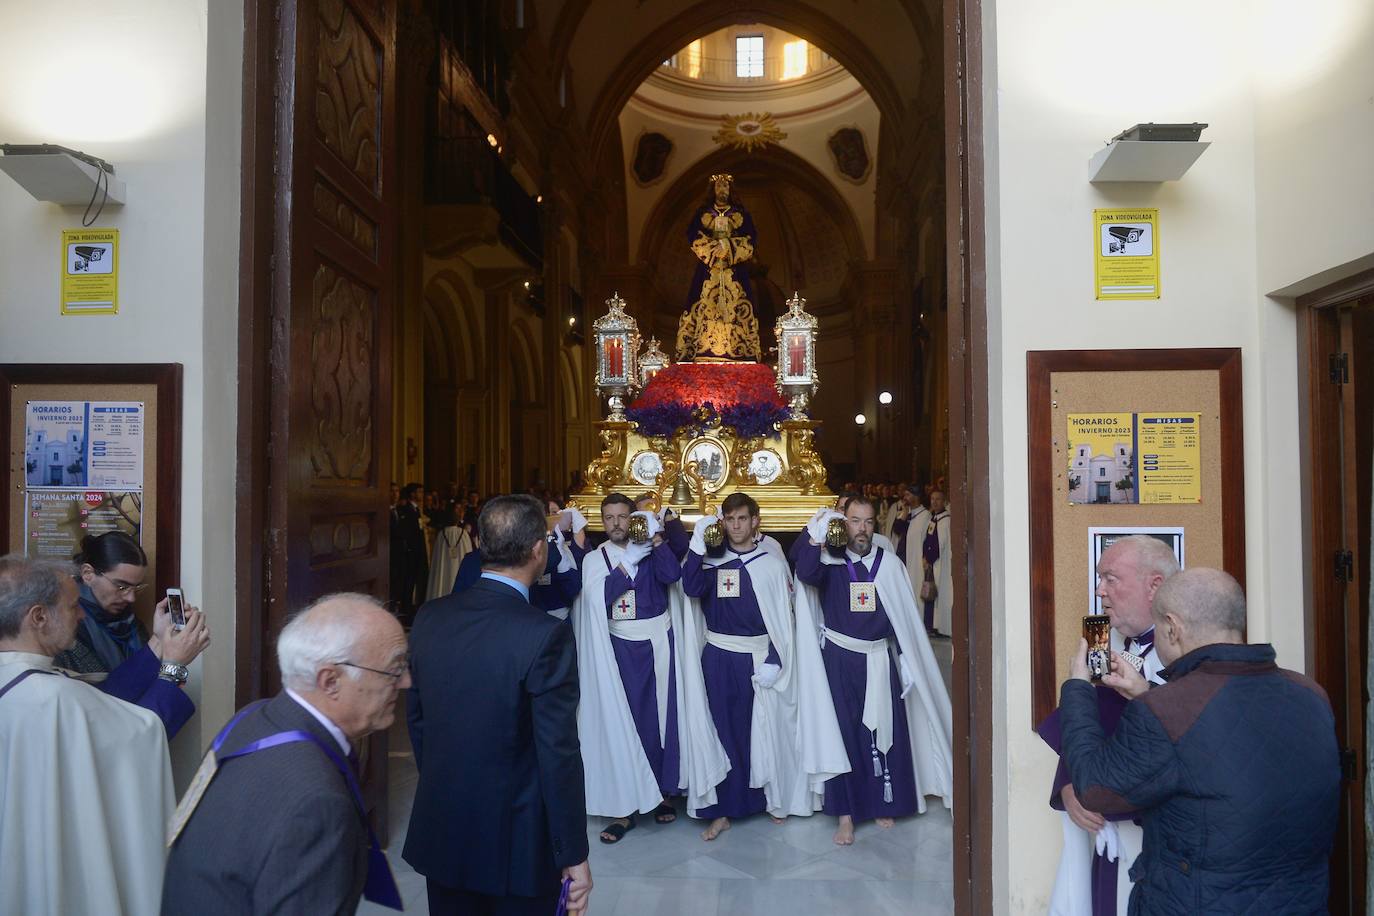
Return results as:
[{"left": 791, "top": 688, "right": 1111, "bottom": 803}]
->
[
  {"left": 98, "top": 572, "right": 148, "bottom": 596},
  {"left": 339, "top": 659, "right": 409, "bottom": 681}
]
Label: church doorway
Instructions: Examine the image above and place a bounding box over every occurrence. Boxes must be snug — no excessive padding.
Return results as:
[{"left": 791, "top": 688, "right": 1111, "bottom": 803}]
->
[{"left": 235, "top": 0, "right": 992, "bottom": 911}]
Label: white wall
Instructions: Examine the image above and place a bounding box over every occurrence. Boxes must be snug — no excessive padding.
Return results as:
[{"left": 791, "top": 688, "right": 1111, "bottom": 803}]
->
[
  {"left": 0, "top": 0, "right": 240, "bottom": 783},
  {"left": 981, "top": 0, "right": 1374, "bottom": 910}
]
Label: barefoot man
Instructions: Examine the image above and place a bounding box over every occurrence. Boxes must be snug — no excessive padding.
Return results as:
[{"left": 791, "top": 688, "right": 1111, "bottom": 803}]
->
[
  {"left": 792, "top": 497, "right": 953, "bottom": 845},
  {"left": 680, "top": 494, "right": 812, "bottom": 840}
]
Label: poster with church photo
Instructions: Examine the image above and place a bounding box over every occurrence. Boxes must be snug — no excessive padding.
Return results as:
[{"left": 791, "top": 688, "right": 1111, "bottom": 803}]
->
[{"left": 24, "top": 400, "right": 144, "bottom": 490}]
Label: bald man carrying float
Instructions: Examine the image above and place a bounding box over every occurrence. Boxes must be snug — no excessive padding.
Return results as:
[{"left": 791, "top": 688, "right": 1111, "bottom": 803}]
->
[{"left": 1057, "top": 567, "right": 1340, "bottom": 915}]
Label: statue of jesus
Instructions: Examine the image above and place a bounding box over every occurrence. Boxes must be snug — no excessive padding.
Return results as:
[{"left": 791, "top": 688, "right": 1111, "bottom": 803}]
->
[{"left": 675, "top": 173, "right": 762, "bottom": 362}]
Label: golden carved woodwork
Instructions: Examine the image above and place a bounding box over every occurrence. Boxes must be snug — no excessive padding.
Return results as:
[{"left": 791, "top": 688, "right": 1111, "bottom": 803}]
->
[
  {"left": 310, "top": 263, "right": 375, "bottom": 482},
  {"left": 584, "top": 421, "right": 632, "bottom": 489},
  {"left": 316, "top": 0, "right": 381, "bottom": 190},
  {"left": 783, "top": 420, "right": 826, "bottom": 495}
]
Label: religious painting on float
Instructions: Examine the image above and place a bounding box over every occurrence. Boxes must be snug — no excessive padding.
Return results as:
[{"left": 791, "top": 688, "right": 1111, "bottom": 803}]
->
[{"left": 675, "top": 173, "right": 762, "bottom": 362}]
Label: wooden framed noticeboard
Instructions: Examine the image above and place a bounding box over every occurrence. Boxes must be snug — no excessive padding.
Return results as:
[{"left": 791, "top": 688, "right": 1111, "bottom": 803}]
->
[
  {"left": 1026, "top": 348, "right": 1244, "bottom": 725},
  {"left": 2, "top": 364, "right": 182, "bottom": 633}
]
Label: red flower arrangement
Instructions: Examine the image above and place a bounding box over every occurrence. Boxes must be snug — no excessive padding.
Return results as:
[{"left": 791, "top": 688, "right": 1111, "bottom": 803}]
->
[{"left": 627, "top": 363, "right": 792, "bottom": 439}]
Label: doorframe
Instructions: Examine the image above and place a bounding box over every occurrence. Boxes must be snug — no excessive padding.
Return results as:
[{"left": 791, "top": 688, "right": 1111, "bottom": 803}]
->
[
  {"left": 943, "top": 0, "right": 994, "bottom": 912},
  {"left": 1297, "top": 266, "right": 1374, "bottom": 915}
]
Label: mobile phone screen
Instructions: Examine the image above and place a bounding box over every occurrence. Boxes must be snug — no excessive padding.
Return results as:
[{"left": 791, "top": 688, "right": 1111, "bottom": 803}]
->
[{"left": 168, "top": 592, "right": 186, "bottom": 629}]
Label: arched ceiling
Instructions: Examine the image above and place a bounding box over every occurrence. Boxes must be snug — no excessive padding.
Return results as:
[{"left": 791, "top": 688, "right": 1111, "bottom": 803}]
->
[{"left": 535, "top": 0, "right": 940, "bottom": 161}]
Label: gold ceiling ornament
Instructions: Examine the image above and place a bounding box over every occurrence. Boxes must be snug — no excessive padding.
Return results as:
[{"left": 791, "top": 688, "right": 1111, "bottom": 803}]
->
[{"left": 712, "top": 113, "right": 787, "bottom": 152}]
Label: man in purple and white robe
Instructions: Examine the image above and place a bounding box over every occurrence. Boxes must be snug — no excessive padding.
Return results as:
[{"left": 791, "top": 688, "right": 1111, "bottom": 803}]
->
[
  {"left": 1039, "top": 534, "right": 1177, "bottom": 915},
  {"left": 792, "top": 498, "right": 953, "bottom": 846},
  {"left": 679, "top": 493, "right": 812, "bottom": 841},
  {"left": 571, "top": 493, "right": 726, "bottom": 845}
]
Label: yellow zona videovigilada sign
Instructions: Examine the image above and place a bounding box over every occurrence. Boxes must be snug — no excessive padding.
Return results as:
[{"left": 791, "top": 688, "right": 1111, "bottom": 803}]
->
[
  {"left": 61, "top": 228, "right": 119, "bottom": 315},
  {"left": 1093, "top": 208, "right": 1159, "bottom": 300}
]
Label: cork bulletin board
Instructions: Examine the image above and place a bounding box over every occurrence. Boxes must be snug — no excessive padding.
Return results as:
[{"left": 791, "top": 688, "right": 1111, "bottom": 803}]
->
[
  {"left": 1026, "top": 349, "right": 1245, "bottom": 725},
  {"left": 1, "top": 364, "right": 182, "bottom": 634}
]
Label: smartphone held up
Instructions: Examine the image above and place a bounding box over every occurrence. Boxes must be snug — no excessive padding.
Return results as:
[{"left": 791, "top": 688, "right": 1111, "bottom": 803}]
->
[{"left": 167, "top": 589, "right": 187, "bottom": 630}]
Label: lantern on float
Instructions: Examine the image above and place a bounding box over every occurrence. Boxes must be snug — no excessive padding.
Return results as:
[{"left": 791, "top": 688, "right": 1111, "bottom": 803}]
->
[
  {"left": 774, "top": 291, "right": 819, "bottom": 419},
  {"left": 592, "top": 292, "right": 641, "bottom": 422}
]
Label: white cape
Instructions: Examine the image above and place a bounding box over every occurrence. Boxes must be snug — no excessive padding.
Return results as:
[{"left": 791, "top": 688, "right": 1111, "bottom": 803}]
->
[
  {"left": 0, "top": 651, "right": 174, "bottom": 916},
  {"left": 571, "top": 544, "right": 728, "bottom": 817},
  {"left": 930, "top": 512, "right": 953, "bottom": 634},
  {"left": 902, "top": 507, "right": 933, "bottom": 599},
  {"left": 426, "top": 525, "right": 474, "bottom": 601},
  {"left": 680, "top": 546, "right": 817, "bottom": 818},
  {"left": 793, "top": 547, "right": 954, "bottom": 811}
]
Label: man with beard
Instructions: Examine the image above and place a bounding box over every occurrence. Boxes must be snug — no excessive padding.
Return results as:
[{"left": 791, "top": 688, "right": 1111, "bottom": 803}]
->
[
  {"left": 570, "top": 494, "right": 724, "bottom": 845},
  {"left": 680, "top": 494, "right": 810, "bottom": 840},
  {"left": 792, "top": 497, "right": 953, "bottom": 845}
]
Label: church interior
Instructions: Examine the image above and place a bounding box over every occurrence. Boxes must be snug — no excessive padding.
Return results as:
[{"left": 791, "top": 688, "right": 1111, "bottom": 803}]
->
[{"left": 1, "top": 0, "right": 1371, "bottom": 913}]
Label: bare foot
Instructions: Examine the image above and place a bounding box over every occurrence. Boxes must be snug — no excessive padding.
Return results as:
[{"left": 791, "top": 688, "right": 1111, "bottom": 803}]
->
[
  {"left": 770, "top": 815, "right": 786, "bottom": 825},
  {"left": 875, "top": 817, "right": 895, "bottom": 829},
  {"left": 701, "top": 817, "right": 730, "bottom": 841},
  {"left": 833, "top": 815, "right": 855, "bottom": 846}
]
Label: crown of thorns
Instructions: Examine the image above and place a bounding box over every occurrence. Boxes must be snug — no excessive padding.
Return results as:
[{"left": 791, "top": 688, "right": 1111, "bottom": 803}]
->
[{"left": 709, "top": 173, "right": 734, "bottom": 186}]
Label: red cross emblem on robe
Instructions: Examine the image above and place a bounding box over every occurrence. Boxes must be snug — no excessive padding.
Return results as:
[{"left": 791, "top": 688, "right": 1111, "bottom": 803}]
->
[
  {"left": 611, "top": 590, "right": 637, "bottom": 620},
  {"left": 849, "top": 581, "right": 877, "bottom": 613},
  {"left": 716, "top": 570, "right": 741, "bottom": 599}
]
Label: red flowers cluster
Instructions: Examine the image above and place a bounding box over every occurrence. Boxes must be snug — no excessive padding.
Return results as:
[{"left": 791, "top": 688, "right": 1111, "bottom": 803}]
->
[{"left": 632, "top": 363, "right": 785, "bottom": 411}]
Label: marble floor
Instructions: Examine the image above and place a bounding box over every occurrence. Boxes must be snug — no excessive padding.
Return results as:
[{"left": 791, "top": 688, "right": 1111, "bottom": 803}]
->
[{"left": 361, "top": 639, "right": 956, "bottom": 916}]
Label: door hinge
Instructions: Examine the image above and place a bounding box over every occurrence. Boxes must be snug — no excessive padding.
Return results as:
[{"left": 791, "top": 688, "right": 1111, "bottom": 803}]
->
[
  {"left": 1335, "top": 548, "right": 1354, "bottom": 583},
  {"left": 1329, "top": 352, "right": 1349, "bottom": 385},
  {"left": 1339, "top": 747, "right": 1358, "bottom": 783}
]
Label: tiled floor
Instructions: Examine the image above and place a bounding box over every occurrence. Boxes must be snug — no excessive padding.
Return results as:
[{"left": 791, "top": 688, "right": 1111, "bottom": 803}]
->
[{"left": 361, "top": 639, "right": 955, "bottom": 916}]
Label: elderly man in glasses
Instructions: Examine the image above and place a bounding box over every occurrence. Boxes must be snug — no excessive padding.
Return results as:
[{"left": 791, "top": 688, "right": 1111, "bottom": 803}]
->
[{"left": 161, "top": 593, "right": 410, "bottom": 915}]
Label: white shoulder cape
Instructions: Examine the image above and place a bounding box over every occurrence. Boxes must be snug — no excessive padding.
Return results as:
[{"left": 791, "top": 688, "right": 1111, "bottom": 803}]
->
[
  {"left": 793, "top": 548, "right": 954, "bottom": 811},
  {"left": 0, "top": 652, "right": 174, "bottom": 916},
  {"left": 680, "top": 547, "right": 818, "bottom": 818},
  {"left": 426, "top": 525, "right": 474, "bottom": 601},
  {"left": 931, "top": 513, "right": 953, "bottom": 634},
  {"left": 571, "top": 546, "right": 728, "bottom": 817}
]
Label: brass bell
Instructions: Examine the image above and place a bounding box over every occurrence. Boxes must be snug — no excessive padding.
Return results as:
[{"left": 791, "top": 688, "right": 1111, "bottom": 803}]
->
[
  {"left": 627, "top": 513, "right": 651, "bottom": 544},
  {"left": 825, "top": 516, "right": 848, "bottom": 557},
  {"left": 670, "top": 472, "right": 694, "bottom": 506},
  {"left": 703, "top": 521, "right": 724, "bottom": 548}
]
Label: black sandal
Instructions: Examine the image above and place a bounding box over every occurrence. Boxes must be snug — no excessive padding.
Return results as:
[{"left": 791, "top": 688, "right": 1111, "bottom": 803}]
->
[
  {"left": 599, "top": 816, "right": 636, "bottom": 844},
  {"left": 652, "top": 801, "right": 677, "bottom": 824}
]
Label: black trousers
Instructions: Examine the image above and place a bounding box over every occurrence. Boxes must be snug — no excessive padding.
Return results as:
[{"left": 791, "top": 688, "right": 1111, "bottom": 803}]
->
[{"left": 425, "top": 879, "right": 560, "bottom": 916}]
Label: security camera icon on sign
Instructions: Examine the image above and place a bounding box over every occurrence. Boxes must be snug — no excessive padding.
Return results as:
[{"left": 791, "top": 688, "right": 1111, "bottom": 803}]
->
[{"left": 1105, "top": 225, "right": 1148, "bottom": 255}]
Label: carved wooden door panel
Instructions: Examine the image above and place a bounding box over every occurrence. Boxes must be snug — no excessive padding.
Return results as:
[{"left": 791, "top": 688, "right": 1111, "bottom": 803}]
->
[{"left": 268, "top": 0, "right": 398, "bottom": 827}]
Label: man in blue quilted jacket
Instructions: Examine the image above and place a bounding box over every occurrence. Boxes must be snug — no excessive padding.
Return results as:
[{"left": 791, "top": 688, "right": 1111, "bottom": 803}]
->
[{"left": 1060, "top": 567, "right": 1340, "bottom": 914}]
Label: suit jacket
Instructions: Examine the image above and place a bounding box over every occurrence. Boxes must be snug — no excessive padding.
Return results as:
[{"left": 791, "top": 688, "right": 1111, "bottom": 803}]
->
[
  {"left": 403, "top": 577, "right": 588, "bottom": 897},
  {"left": 161, "top": 692, "right": 368, "bottom": 915}
]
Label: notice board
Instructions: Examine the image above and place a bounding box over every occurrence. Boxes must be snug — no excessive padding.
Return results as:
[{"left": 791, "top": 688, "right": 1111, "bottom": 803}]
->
[
  {"left": 1026, "top": 349, "right": 1244, "bottom": 725},
  {"left": 2, "top": 364, "right": 182, "bottom": 633}
]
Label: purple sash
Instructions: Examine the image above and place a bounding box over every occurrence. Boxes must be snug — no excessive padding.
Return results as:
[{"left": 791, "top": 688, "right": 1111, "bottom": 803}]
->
[
  {"left": 210, "top": 701, "right": 404, "bottom": 911},
  {"left": 0, "top": 667, "right": 59, "bottom": 701}
]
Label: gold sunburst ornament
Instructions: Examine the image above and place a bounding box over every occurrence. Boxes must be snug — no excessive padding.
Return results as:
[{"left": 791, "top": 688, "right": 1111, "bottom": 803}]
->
[{"left": 712, "top": 112, "right": 787, "bottom": 152}]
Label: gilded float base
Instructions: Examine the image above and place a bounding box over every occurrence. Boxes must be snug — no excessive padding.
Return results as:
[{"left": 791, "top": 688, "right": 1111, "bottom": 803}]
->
[{"left": 570, "top": 419, "right": 834, "bottom": 531}]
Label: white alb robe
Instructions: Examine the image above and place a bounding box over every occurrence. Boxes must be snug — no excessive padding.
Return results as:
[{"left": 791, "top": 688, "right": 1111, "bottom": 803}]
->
[
  {"left": 929, "top": 511, "right": 953, "bottom": 634},
  {"left": 1048, "top": 632, "right": 1164, "bottom": 916},
  {"left": 680, "top": 544, "right": 816, "bottom": 819},
  {"left": 426, "top": 525, "right": 474, "bottom": 601},
  {"left": 571, "top": 543, "right": 728, "bottom": 817},
  {"left": 0, "top": 651, "right": 174, "bottom": 916},
  {"left": 793, "top": 549, "right": 955, "bottom": 811}
]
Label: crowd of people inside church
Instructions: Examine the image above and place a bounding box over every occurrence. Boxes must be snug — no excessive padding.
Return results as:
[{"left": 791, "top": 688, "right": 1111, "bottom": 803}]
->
[{"left": 0, "top": 473, "right": 1342, "bottom": 915}]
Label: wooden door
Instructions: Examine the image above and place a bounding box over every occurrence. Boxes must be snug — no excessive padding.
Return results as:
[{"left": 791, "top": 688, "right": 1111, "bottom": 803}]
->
[
  {"left": 1305, "top": 294, "right": 1372, "bottom": 914},
  {"left": 240, "top": 0, "right": 400, "bottom": 831}
]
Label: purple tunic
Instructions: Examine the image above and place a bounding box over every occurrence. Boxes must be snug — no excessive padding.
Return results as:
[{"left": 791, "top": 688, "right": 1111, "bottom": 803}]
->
[
  {"left": 681, "top": 548, "right": 779, "bottom": 819},
  {"left": 920, "top": 514, "right": 946, "bottom": 630},
  {"left": 795, "top": 541, "right": 917, "bottom": 821},
  {"left": 604, "top": 543, "right": 682, "bottom": 797}
]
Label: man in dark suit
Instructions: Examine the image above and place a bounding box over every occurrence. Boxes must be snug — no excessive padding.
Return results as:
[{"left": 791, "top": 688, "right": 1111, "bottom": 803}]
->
[
  {"left": 390, "top": 482, "right": 428, "bottom": 625},
  {"left": 161, "top": 594, "right": 410, "bottom": 915},
  {"left": 405, "top": 494, "right": 592, "bottom": 915}
]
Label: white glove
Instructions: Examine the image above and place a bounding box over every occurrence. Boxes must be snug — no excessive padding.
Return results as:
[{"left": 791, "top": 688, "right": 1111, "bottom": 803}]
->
[
  {"left": 560, "top": 507, "right": 589, "bottom": 533},
  {"left": 619, "top": 539, "right": 653, "bottom": 578},
  {"left": 751, "top": 662, "right": 782, "bottom": 690},
  {"left": 688, "top": 520, "right": 708, "bottom": 556},
  {"left": 899, "top": 654, "right": 917, "bottom": 699},
  {"left": 1094, "top": 822, "right": 1120, "bottom": 862},
  {"left": 806, "top": 509, "right": 844, "bottom": 545},
  {"left": 630, "top": 510, "right": 663, "bottom": 540}
]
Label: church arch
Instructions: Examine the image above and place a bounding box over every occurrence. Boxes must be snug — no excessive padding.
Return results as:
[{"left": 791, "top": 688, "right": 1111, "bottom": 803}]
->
[{"left": 425, "top": 270, "right": 482, "bottom": 384}]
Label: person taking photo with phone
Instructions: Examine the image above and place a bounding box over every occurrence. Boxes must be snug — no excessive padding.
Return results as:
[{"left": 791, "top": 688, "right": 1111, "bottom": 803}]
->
[{"left": 51, "top": 531, "right": 210, "bottom": 737}]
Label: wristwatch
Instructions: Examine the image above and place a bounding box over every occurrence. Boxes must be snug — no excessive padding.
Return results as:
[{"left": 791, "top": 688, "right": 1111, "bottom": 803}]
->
[{"left": 158, "top": 661, "right": 190, "bottom": 685}]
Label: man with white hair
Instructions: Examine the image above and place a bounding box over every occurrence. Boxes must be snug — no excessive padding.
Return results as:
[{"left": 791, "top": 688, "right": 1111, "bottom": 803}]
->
[
  {"left": 162, "top": 593, "right": 409, "bottom": 915},
  {"left": 0, "top": 554, "right": 174, "bottom": 916},
  {"left": 1040, "top": 534, "right": 1180, "bottom": 916}
]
